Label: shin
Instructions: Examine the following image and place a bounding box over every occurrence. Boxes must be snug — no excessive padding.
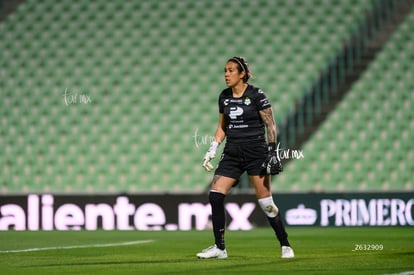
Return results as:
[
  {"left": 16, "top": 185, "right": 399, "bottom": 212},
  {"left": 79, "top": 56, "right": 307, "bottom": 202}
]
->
[
  {"left": 209, "top": 191, "right": 226, "bottom": 250},
  {"left": 258, "top": 196, "right": 290, "bottom": 247}
]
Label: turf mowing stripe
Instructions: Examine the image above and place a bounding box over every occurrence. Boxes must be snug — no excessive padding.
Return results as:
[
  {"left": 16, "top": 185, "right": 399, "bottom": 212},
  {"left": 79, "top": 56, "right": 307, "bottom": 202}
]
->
[
  {"left": 0, "top": 240, "right": 154, "bottom": 253},
  {"left": 382, "top": 272, "right": 414, "bottom": 275}
]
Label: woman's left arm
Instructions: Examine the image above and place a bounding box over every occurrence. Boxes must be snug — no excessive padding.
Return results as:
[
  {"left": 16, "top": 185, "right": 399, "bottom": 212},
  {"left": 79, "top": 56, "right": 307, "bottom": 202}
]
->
[
  {"left": 259, "top": 107, "right": 277, "bottom": 144},
  {"left": 260, "top": 107, "right": 283, "bottom": 175}
]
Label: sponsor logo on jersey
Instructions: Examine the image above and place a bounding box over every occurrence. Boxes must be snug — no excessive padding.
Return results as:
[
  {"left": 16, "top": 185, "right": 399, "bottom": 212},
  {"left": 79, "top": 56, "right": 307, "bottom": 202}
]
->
[
  {"left": 229, "top": 106, "right": 244, "bottom": 119},
  {"left": 260, "top": 98, "right": 270, "bottom": 108}
]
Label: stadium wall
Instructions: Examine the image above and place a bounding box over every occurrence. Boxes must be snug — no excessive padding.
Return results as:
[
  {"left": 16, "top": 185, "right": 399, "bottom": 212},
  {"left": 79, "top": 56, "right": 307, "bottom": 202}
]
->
[{"left": 0, "top": 193, "right": 413, "bottom": 231}]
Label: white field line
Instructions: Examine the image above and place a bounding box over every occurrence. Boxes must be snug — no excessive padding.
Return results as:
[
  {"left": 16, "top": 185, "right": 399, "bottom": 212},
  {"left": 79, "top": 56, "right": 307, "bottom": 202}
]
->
[
  {"left": 381, "top": 272, "right": 414, "bottom": 275},
  {"left": 0, "top": 239, "right": 154, "bottom": 253}
]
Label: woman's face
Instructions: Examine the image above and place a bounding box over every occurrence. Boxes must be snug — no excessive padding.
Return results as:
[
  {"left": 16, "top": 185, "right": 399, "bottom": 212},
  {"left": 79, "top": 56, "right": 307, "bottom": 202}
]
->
[{"left": 224, "top": 61, "right": 245, "bottom": 87}]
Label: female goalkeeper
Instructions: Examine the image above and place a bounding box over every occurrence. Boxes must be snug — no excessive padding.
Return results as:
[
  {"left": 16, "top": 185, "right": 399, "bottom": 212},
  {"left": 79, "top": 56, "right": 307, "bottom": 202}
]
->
[{"left": 196, "top": 56, "right": 294, "bottom": 259}]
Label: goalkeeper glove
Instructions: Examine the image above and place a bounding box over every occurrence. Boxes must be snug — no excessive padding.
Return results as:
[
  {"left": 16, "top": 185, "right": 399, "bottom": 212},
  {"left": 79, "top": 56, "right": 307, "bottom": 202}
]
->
[
  {"left": 202, "top": 141, "right": 219, "bottom": 172},
  {"left": 262, "top": 142, "right": 283, "bottom": 175}
]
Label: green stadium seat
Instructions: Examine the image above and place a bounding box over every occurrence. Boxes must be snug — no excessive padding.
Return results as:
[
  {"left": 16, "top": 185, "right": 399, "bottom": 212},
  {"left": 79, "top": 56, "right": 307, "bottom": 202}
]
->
[
  {"left": 2, "top": 0, "right": 411, "bottom": 193},
  {"left": 279, "top": 6, "right": 414, "bottom": 191}
]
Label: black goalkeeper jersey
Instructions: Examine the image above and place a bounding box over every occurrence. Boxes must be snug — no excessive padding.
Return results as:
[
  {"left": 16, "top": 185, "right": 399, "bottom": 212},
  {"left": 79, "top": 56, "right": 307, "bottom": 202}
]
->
[{"left": 218, "top": 84, "right": 271, "bottom": 144}]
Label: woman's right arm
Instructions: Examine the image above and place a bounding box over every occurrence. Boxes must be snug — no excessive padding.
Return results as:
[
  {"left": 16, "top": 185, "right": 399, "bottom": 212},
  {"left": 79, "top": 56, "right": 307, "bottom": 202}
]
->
[
  {"left": 213, "top": 113, "right": 226, "bottom": 144},
  {"left": 203, "top": 113, "right": 226, "bottom": 171}
]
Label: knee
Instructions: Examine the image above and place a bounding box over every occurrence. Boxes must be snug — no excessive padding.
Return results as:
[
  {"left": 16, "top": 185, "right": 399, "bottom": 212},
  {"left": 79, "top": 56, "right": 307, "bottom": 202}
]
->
[{"left": 258, "top": 196, "right": 279, "bottom": 218}]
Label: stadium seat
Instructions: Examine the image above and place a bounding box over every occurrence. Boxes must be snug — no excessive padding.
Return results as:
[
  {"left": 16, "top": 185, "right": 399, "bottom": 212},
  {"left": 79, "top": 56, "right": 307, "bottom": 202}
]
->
[
  {"left": 2, "top": 0, "right": 409, "bottom": 193},
  {"left": 278, "top": 6, "right": 414, "bottom": 191}
]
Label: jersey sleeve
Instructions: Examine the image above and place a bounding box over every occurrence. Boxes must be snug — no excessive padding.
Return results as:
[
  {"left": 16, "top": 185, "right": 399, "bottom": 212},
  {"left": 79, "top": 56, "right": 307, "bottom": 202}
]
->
[
  {"left": 255, "top": 89, "right": 271, "bottom": 111},
  {"left": 218, "top": 93, "right": 224, "bottom": 113}
]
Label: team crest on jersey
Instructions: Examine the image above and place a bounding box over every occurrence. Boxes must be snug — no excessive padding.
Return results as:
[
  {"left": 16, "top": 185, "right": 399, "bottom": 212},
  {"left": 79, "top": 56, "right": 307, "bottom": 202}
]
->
[{"left": 244, "top": 97, "right": 251, "bottom": 106}]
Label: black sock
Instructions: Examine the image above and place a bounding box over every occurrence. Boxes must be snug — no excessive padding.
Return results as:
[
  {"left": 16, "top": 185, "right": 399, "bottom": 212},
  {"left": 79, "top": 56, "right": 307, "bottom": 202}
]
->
[
  {"left": 267, "top": 214, "right": 290, "bottom": 247},
  {"left": 209, "top": 191, "right": 226, "bottom": 250}
]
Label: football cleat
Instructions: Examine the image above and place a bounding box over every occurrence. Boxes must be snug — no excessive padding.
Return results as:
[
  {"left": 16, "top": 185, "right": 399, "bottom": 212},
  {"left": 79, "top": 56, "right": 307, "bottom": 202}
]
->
[
  {"left": 281, "top": 246, "right": 295, "bottom": 258},
  {"left": 196, "top": 245, "right": 228, "bottom": 259}
]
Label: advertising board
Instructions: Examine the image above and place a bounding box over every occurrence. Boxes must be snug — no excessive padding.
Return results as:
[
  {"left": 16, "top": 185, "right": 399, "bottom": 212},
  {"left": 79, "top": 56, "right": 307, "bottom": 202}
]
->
[{"left": 0, "top": 192, "right": 412, "bottom": 230}]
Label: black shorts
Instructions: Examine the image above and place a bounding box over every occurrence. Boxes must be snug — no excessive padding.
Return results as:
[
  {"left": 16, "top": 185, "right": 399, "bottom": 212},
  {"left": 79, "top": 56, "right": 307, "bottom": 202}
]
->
[{"left": 215, "top": 143, "right": 268, "bottom": 179}]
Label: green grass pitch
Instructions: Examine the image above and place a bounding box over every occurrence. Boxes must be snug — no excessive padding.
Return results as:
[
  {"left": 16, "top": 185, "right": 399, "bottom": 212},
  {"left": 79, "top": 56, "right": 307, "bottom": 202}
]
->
[{"left": 0, "top": 227, "right": 413, "bottom": 274}]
